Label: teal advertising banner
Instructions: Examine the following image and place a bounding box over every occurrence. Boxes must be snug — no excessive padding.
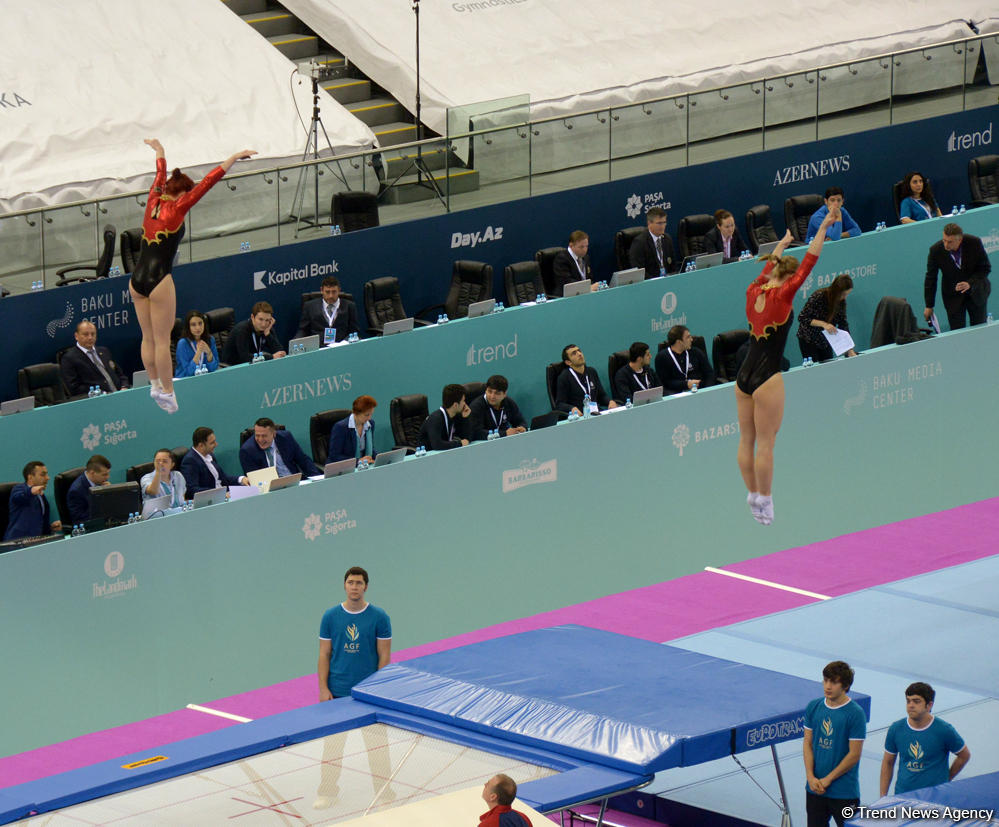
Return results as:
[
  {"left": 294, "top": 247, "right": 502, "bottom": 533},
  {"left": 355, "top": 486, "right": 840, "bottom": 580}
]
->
[{"left": 1, "top": 319, "right": 997, "bottom": 757}]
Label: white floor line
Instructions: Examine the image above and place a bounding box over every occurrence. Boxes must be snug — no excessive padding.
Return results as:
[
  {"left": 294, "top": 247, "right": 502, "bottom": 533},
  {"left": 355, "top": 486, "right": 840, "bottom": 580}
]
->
[
  {"left": 704, "top": 566, "right": 831, "bottom": 600},
  {"left": 185, "top": 704, "right": 253, "bottom": 723}
]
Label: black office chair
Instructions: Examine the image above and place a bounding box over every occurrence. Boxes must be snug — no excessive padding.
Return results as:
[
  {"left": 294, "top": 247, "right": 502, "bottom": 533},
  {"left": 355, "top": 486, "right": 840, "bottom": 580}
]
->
[
  {"left": 204, "top": 307, "right": 235, "bottom": 355},
  {"left": 53, "top": 467, "right": 85, "bottom": 526},
  {"left": 364, "top": 277, "right": 428, "bottom": 335},
  {"left": 545, "top": 362, "right": 567, "bottom": 410},
  {"left": 462, "top": 381, "right": 485, "bottom": 404},
  {"left": 17, "top": 363, "right": 69, "bottom": 407},
  {"left": 125, "top": 462, "right": 155, "bottom": 484},
  {"left": 891, "top": 180, "right": 906, "bottom": 222},
  {"left": 0, "top": 480, "right": 17, "bottom": 539},
  {"left": 55, "top": 224, "right": 117, "bottom": 287},
  {"left": 504, "top": 261, "right": 545, "bottom": 306},
  {"left": 416, "top": 261, "right": 493, "bottom": 321},
  {"left": 677, "top": 214, "right": 715, "bottom": 260},
  {"left": 712, "top": 329, "right": 751, "bottom": 383},
  {"left": 170, "top": 446, "right": 189, "bottom": 479},
  {"left": 300, "top": 290, "right": 355, "bottom": 312},
  {"left": 614, "top": 227, "right": 645, "bottom": 271},
  {"left": 120, "top": 228, "right": 142, "bottom": 275},
  {"left": 389, "top": 394, "right": 429, "bottom": 451},
  {"left": 784, "top": 194, "right": 823, "bottom": 243},
  {"left": 745, "top": 205, "right": 778, "bottom": 255},
  {"left": 238, "top": 424, "right": 285, "bottom": 452},
  {"left": 530, "top": 411, "right": 565, "bottom": 430},
  {"left": 309, "top": 408, "right": 352, "bottom": 466},
  {"left": 534, "top": 247, "right": 563, "bottom": 298},
  {"left": 331, "top": 191, "right": 380, "bottom": 232},
  {"left": 169, "top": 317, "right": 184, "bottom": 369},
  {"left": 606, "top": 351, "right": 630, "bottom": 401},
  {"left": 968, "top": 154, "right": 999, "bottom": 207}
]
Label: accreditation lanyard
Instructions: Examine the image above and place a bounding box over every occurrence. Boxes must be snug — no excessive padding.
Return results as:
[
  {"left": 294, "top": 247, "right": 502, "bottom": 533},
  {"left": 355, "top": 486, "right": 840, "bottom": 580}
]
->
[
  {"left": 667, "top": 349, "right": 690, "bottom": 378},
  {"left": 251, "top": 332, "right": 264, "bottom": 355},
  {"left": 323, "top": 301, "right": 339, "bottom": 325},
  {"left": 570, "top": 369, "right": 592, "bottom": 400},
  {"left": 631, "top": 370, "right": 651, "bottom": 390},
  {"left": 916, "top": 200, "right": 933, "bottom": 220},
  {"left": 439, "top": 407, "right": 455, "bottom": 442},
  {"left": 485, "top": 396, "right": 506, "bottom": 431}
]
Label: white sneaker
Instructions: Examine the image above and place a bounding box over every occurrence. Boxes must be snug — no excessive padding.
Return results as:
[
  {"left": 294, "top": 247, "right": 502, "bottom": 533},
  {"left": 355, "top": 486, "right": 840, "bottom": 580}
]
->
[
  {"left": 756, "top": 495, "right": 773, "bottom": 526},
  {"left": 154, "top": 390, "right": 179, "bottom": 414},
  {"left": 149, "top": 378, "right": 163, "bottom": 397},
  {"left": 747, "top": 491, "right": 761, "bottom": 519}
]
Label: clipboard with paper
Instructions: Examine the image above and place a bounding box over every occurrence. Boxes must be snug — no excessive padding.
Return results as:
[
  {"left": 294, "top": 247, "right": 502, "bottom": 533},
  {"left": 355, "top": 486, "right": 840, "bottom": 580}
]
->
[{"left": 822, "top": 327, "right": 855, "bottom": 356}]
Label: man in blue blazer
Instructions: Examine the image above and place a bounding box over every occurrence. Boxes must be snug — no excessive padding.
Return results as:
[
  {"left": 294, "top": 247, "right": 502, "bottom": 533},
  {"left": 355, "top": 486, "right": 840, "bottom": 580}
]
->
[
  {"left": 4, "top": 461, "right": 61, "bottom": 540},
  {"left": 294, "top": 276, "right": 360, "bottom": 343},
  {"left": 239, "top": 417, "right": 321, "bottom": 477},
  {"left": 66, "top": 454, "right": 111, "bottom": 524},
  {"left": 181, "top": 427, "right": 249, "bottom": 495}
]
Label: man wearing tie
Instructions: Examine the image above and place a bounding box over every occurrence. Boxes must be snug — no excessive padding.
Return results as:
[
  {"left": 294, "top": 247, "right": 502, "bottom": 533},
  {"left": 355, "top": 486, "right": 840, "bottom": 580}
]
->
[
  {"left": 4, "top": 461, "right": 61, "bottom": 541},
  {"left": 59, "top": 321, "right": 129, "bottom": 396},
  {"left": 629, "top": 207, "right": 677, "bottom": 278},
  {"left": 239, "top": 417, "right": 321, "bottom": 477},
  {"left": 924, "top": 222, "right": 992, "bottom": 330},
  {"left": 181, "top": 426, "right": 250, "bottom": 495},
  {"left": 552, "top": 231, "right": 596, "bottom": 296},
  {"left": 294, "top": 276, "right": 360, "bottom": 343}
]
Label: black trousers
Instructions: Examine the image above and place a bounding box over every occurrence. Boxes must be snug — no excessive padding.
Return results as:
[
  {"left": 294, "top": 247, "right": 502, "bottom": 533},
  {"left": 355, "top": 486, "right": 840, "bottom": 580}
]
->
[
  {"left": 806, "top": 792, "right": 859, "bottom": 827},
  {"left": 798, "top": 336, "right": 834, "bottom": 363},
  {"left": 943, "top": 290, "right": 989, "bottom": 330}
]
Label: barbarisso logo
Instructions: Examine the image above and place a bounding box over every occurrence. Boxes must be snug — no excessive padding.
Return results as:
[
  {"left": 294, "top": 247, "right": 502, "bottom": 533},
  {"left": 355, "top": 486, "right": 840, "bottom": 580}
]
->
[
  {"left": 502, "top": 458, "right": 557, "bottom": 493},
  {"left": 93, "top": 551, "right": 138, "bottom": 599},
  {"left": 253, "top": 261, "right": 338, "bottom": 291}
]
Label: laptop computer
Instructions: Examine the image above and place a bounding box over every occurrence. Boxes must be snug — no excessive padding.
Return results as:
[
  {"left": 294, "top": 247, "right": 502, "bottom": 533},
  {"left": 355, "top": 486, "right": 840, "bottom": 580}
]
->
[
  {"left": 132, "top": 369, "right": 150, "bottom": 388},
  {"left": 288, "top": 334, "right": 320, "bottom": 354},
  {"left": 192, "top": 487, "right": 227, "bottom": 508},
  {"left": 226, "top": 484, "right": 260, "bottom": 501},
  {"left": 632, "top": 386, "right": 664, "bottom": 406},
  {"left": 373, "top": 447, "right": 407, "bottom": 467},
  {"left": 610, "top": 267, "right": 643, "bottom": 287},
  {"left": 562, "top": 279, "right": 592, "bottom": 298},
  {"left": 695, "top": 252, "right": 723, "bottom": 270},
  {"left": 324, "top": 458, "right": 357, "bottom": 478},
  {"left": 246, "top": 466, "right": 278, "bottom": 492},
  {"left": 268, "top": 473, "right": 302, "bottom": 492},
  {"left": 467, "top": 298, "right": 495, "bottom": 318},
  {"left": 756, "top": 240, "right": 780, "bottom": 257},
  {"left": 0, "top": 396, "right": 34, "bottom": 415},
  {"left": 141, "top": 493, "right": 172, "bottom": 519},
  {"left": 382, "top": 318, "right": 415, "bottom": 336}
]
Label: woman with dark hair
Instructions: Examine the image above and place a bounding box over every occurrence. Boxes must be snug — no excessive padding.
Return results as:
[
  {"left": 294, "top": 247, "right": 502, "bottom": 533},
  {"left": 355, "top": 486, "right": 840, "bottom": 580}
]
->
[
  {"left": 328, "top": 395, "right": 378, "bottom": 466},
  {"left": 735, "top": 207, "right": 838, "bottom": 526},
  {"left": 174, "top": 309, "right": 219, "bottom": 377},
  {"left": 899, "top": 171, "right": 941, "bottom": 224},
  {"left": 131, "top": 138, "right": 255, "bottom": 413},
  {"left": 796, "top": 275, "right": 857, "bottom": 363}
]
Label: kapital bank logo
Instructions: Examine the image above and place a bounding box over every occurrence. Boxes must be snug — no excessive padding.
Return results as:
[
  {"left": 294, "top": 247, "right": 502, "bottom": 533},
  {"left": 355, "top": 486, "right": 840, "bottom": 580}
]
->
[
  {"left": 451, "top": 225, "right": 503, "bottom": 249},
  {"left": 466, "top": 333, "right": 518, "bottom": 366},
  {"left": 253, "top": 261, "right": 339, "bottom": 290},
  {"left": 947, "top": 121, "right": 991, "bottom": 152}
]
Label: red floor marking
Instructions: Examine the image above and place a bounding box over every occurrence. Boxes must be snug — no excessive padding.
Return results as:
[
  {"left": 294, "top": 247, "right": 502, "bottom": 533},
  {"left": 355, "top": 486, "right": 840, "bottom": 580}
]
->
[{"left": 228, "top": 795, "right": 304, "bottom": 819}]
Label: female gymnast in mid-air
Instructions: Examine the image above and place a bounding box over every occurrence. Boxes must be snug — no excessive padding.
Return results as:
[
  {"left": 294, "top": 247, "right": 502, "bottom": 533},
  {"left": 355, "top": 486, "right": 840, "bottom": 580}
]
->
[
  {"left": 735, "top": 205, "right": 839, "bottom": 525},
  {"left": 131, "top": 139, "right": 256, "bottom": 413}
]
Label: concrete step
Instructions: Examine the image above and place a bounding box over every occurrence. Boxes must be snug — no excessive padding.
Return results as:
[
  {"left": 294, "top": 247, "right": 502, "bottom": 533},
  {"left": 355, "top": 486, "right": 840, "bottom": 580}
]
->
[
  {"left": 380, "top": 168, "right": 480, "bottom": 205},
  {"left": 240, "top": 10, "right": 301, "bottom": 37},
  {"left": 380, "top": 145, "right": 452, "bottom": 178},
  {"left": 222, "top": 0, "right": 268, "bottom": 15},
  {"left": 373, "top": 121, "right": 419, "bottom": 147},
  {"left": 322, "top": 77, "right": 372, "bottom": 105},
  {"left": 347, "top": 97, "right": 409, "bottom": 128},
  {"left": 267, "top": 32, "right": 319, "bottom": 59}
]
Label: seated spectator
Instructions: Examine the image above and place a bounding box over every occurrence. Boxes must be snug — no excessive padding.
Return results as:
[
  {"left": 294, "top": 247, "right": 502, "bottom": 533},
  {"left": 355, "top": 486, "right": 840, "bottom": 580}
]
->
[
  {"left": 419, "top": 384, "right": 471, "bottom": 451},
  {"left": 468, "top": 375, "right": 527, "bottom": 440},
  {"left": 556, "top": 344, "right": 617, "bottom": 415},
  {"left": 899, "top": 171, "right": 942, "bottom": 224},
  {"left": 552, "top": 231, "right": 596, "bottom": 296},
  {"left": 796, "top": 275, "right": 857, "bottom": 362},
  {"left": 67, "top": 454, "right": 111, "bottom": 524},
  {"left": 222, "top": 301, "right": 286, "bottom": 365},
  {"left": 654, "top": 326, "right": 715, "bottom": 394},
  {"left": 613, "top": 341, "right": 661, "bottom": 403},
  {"left": 181, "top": 426, "right": 249, "bottom": 494},
  {"left": 239, "top": 417, "right": 320, "bottom": 477},
  {"left": 174, "top": 310, "right": 219, "bottom": 377},
  {"left": 295, "top": 275, "right": 360, "bottom": 343},
  {"left": 703, "top": 209, "right": 749, "bottom": 262},
  {"left": 806, "top": 187, "right": 862, "bottom": 242},
  {"left": 140, "top": 448, "right": 187, "bottom": 508},
  {"left": 60, "top": 320, "right": 129, "bottom": 396},
  {"left": 629, "top": 206, "right": 677, "bottom": 277},
  {"left": 4, "top": 461, "right": 61, "bottom": 541},
  {"left": 328, "top": 395, "right": 379, "bottom": 465}
]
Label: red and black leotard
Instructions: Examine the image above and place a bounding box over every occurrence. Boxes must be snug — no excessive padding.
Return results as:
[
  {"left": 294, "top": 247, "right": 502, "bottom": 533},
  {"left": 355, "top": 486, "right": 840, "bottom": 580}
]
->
[
  {"left": 735, "top": 252, "right": 817, "bottom": 395},
  {"left": 129, "top": 158, "right": 225, "bottom": 297}
]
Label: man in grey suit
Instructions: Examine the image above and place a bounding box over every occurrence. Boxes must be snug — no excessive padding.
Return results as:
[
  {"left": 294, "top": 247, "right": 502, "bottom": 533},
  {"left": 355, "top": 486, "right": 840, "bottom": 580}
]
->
[{"left": 295, "top": 276, "right": 360, "bottom": 343}]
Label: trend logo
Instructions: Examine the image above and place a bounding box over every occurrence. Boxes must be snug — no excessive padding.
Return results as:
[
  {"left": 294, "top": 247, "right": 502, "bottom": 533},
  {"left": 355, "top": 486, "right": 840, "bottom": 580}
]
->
[
  {"left": 81, "top": 424, "right": 102, "bottom": 451},
  {"left": 672, "top": 424, "right": 690, "bottom": 456},
  {"left": 302, "top": 513, "right": 322, "bottom": 541},
  {"left": 46, "top": 302, "right": 74, "bottom": 338},
  {"left": 843, "top": 380, "right": 867, "bottom": 416},
  {"left": 104, "top": 551, "right": 124, "bottom": 578},
  {"left": 947, "top": 122, "right": 991, "bottom": 152},
  {"left": 625, "top": 194, "right": 643, "bottom": 219},
  {"left": 821, "top": 718, "right": 833, "bottom": 737},
  {"left": 346, "top": 624, "right": 359, "bottom": 642},
  {"left": 908, "top": 741, "right": 924, "bottom": 761}
]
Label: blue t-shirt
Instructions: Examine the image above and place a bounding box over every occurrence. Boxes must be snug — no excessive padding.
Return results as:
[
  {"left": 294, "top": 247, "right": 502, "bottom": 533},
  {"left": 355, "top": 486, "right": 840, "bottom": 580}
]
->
[
  {"left": 885, "top": 716, "right": 964, "bottom": 794},
  {"left": 804, "top": 697, "right": 867, "bottom": 799},
  {"left": 319, "top": 603, "right": 392, "bottom": 697},
  {"left": 806, "top": 205, "right": 863, "bottom": 242},
  {"left": 900, "top": 197, "right": 935, "bottom": 222}
]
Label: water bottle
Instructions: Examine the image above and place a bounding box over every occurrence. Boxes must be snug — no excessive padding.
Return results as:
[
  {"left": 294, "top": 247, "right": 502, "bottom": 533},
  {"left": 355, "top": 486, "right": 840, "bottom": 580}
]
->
[
  {"left": 239, "top": 240, "right": 251, "bottom": 252},
  {"left": 334, "top": 224, "right": 343, "bottom": 236},
  {"left": 959, "top": 204, "right": 966, "bottom": 214},
  {"left": 582, "top": 393, "right": 591, "bottom": 419},
  {"left": 487, "top": 429, "right": 496, "bottom": 441},
  {"left": 951, "top": 205, "right": 958, "bottom": 216},
  {"left": 625, "top": 397, "right": 633, "bottom": 409},
  {"left": 436, "top": 314, "right": 443, "bottom": 325},
  {"left": 987, "top": 312, "right": 994, "bottom": 325},
  {"left": 441, "top": 313, "right": 449, "bottom": 323}
]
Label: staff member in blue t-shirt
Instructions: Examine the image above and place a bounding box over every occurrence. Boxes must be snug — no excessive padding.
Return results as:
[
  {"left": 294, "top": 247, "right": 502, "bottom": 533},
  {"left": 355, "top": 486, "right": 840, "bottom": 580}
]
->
[
  {"left": 803, "top": 660, "right": 866, "bottom": 827},
  {"left": 880, "top": 681, "right": 970, "bottom": 796}
]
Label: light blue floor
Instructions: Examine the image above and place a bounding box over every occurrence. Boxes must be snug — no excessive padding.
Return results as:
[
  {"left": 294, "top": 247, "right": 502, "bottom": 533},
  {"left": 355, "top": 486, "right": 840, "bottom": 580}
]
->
[{"left": 655, "top": 556, "right": 999, "bottom": 825}]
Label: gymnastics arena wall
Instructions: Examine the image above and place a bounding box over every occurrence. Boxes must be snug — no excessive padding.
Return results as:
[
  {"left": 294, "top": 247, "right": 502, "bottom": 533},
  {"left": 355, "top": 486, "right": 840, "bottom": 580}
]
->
[
  {"left": 1, "top": 318, "right": 997, "bottom": 758},
  {"left": 1, "top": 104, "right": 996, "bottom": 403}
]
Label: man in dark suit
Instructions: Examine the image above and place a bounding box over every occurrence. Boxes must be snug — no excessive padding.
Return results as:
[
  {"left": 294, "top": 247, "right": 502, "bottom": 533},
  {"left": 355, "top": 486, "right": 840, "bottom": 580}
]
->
[
  {"left": 181, "top": 426, "right": 249, "bottom": 495},
  {"left": 924, "top": 222, "right": 992, "bottom": 330},
  {"left": 4, "top": 461, "right": 61, "bottom": 541},
  {"left": 59, "top": 320, "right": 129, "bottom": 396},
  {"left": 551, "top": 231, "right": 596, "bottom": 296},
  {"left": 629, "top": 206, "right": 676, "bottom": 278},
  {"left": 654, "top": 326, "right": 716, "bottom": 395},
  {"left": 239, "top": 417, "right": 321, "bottom": 477},
  {"left": 555, "top": 344, "right": 618, "bottom": 415},
  {"left": 419, "top": 384, "right": 472, "bottom": 451},
  {"left": 613, "top": 341, "right": 661, "bottom": 403},
  {"left": 294, "top": 276, "right": 360, "bottom": 343},
  {"left": 467, "top": 375, "right": 527, "bottom": 441},
  {"left": 222, "top": 301, "right": 287, "bottom": 365},
  {"left": 703, "top": 209, "right": 749, "bottom": 262},
  {"left": 66, "top": 454, "right": 111, "bottom": 524}
]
